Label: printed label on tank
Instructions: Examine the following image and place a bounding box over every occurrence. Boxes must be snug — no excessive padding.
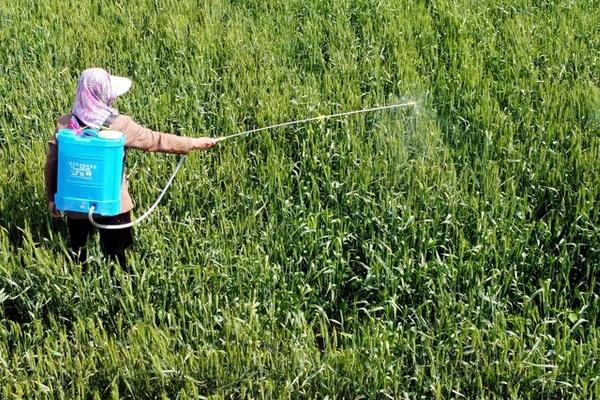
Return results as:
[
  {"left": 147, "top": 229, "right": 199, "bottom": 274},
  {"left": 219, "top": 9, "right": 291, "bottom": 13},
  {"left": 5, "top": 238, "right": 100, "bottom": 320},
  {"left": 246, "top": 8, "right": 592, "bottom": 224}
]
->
[{"left": 69, "top": 161, "right": 97, "bottom": 180}]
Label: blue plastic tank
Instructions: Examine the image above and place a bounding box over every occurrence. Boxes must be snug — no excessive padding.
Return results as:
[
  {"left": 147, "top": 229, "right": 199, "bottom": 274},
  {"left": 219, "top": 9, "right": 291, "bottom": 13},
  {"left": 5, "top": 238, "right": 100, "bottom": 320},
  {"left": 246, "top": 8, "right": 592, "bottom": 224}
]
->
[{"left": 55, "top": 128, "right": 125, "bottom": 216}]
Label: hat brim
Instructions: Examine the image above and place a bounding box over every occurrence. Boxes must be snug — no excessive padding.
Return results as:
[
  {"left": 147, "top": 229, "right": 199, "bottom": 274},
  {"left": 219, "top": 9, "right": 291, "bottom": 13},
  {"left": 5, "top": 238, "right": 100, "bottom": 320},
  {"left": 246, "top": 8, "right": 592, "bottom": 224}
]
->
[{"left": 109, "top": 75, "right": 132, "bottom": 99}]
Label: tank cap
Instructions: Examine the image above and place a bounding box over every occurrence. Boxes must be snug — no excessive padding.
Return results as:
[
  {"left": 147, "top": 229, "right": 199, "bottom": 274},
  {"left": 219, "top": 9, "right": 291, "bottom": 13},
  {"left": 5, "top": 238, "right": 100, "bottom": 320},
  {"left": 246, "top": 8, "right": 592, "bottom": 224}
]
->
[{"left": 98, "top": 130, "right": 123, "bottom": 140}]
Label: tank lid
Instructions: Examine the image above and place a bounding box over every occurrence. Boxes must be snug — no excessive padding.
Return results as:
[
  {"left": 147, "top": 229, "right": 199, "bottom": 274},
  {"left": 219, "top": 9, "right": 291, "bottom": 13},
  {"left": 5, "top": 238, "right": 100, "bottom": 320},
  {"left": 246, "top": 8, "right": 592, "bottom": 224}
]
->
[{"left": 98, "top": 130, "right": 123, "bottom": 140}]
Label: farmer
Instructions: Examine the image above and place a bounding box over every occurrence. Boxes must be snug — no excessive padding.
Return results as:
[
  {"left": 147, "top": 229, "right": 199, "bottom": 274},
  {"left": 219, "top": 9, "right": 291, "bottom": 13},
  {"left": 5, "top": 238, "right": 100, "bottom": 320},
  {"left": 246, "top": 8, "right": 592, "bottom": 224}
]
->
[{"left": 44, "top": 67, "right": 216, "bottom": 267}]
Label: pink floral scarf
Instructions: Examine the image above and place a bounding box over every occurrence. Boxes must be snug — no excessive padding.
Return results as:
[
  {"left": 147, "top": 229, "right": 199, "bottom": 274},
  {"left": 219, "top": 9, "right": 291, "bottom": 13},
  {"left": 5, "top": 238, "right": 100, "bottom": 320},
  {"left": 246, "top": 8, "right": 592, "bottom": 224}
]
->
[{"left": 69, "top": 68, "right": 131, "bottom": 130}]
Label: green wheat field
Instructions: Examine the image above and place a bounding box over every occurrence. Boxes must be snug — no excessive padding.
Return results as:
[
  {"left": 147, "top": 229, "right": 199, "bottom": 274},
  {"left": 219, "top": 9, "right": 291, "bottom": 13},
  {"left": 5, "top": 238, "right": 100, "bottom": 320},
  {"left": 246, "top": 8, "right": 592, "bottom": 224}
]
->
[{"left": 1, "top": 0, "right": 599, "bottom": 398}]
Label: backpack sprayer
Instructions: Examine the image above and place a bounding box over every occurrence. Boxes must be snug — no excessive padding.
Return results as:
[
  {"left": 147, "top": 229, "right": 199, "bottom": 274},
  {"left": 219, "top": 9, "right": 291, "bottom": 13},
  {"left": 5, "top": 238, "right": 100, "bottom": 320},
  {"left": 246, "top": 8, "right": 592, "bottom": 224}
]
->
[
  {"left": 55, "top": 101, "right": 417, "bottom": 229},
  {"left": 55, "top": 128, "right": 125, "bottom": 216}
]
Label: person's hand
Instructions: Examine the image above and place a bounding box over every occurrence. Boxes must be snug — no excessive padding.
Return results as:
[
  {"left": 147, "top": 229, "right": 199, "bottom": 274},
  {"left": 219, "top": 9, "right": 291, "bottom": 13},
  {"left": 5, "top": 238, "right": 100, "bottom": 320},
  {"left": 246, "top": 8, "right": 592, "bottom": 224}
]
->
[
  {"left": 192, "top": 137, "right": 217, "bottom": 150},
  {"left": 48, "top": 201, "right": 61, "bottom": 218}
]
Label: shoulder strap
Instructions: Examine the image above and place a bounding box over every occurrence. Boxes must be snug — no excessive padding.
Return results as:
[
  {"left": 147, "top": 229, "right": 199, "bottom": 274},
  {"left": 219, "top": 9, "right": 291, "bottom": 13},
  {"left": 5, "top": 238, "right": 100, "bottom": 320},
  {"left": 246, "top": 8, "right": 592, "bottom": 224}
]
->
[
  {"left": 68, "top": 114, "right": 88, "bottom": 134},
  {"left": 101, "top": 114, "right": 117, "bottom": 129}
]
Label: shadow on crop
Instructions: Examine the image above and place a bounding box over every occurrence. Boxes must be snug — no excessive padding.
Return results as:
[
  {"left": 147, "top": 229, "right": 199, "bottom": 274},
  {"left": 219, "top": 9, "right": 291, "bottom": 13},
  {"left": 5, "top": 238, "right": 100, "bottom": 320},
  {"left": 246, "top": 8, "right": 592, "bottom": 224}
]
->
[{"left": 0, "top": 162, "right": 66, "bottom": 251}]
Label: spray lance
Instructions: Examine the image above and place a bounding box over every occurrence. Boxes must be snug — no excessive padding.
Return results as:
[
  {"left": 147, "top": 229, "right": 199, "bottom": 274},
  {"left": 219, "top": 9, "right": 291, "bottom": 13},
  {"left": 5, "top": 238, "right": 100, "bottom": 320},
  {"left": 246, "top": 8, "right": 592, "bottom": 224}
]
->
[{"left": 67, "top": 101, "right": 417, "bottom": 229}]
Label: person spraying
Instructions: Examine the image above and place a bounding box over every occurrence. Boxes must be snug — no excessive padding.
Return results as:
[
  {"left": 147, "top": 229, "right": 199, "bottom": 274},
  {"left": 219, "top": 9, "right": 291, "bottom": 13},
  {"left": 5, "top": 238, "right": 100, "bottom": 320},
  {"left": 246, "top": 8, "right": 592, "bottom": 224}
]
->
[{"left": 44, "top": 67, "right": 216, "bottom": 267}]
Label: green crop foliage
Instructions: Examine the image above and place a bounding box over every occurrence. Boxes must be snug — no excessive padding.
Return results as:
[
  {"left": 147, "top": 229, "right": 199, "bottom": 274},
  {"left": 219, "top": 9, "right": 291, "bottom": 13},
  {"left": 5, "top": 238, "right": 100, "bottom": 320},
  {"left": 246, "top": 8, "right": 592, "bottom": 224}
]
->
[{"left": 0, "top": 0, "right": 599, "bottom": 398}]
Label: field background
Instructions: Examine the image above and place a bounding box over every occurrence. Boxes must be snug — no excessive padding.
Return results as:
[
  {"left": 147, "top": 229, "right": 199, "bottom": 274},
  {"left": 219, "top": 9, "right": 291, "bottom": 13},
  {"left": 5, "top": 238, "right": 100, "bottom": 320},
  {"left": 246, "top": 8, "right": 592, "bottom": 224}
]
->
[{"left": 0, "top": 0, "right": 599, "bottom": 398}]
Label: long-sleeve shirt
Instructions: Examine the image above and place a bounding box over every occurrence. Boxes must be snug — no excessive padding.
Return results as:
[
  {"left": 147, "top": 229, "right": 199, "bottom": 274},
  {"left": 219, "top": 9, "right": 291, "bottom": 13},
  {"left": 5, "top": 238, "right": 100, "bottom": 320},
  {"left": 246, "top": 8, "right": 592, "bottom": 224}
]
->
[{"left": 44, "top": 113, "right": 194, "bottom": 218}]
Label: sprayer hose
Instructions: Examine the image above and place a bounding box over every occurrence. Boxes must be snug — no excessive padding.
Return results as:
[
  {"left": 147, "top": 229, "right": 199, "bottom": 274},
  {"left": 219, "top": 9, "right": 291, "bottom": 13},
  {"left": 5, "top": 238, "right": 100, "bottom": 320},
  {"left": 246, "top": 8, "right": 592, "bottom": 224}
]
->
[
  {"left": 88, "top": 101, "right": 417, "bottom": 229},
  {"left": 215, "top": 101, "right": 417, "bottom": 142},
  {"left": 88, "top": 155, "right": 187, "bottom": 229}
]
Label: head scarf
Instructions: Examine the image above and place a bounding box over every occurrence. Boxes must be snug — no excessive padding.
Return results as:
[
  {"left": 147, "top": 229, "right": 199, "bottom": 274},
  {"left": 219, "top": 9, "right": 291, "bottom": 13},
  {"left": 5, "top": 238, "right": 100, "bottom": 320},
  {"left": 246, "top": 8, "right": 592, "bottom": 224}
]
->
[{"left": 70, "top": 68, "right": 132, "bottom": 129}]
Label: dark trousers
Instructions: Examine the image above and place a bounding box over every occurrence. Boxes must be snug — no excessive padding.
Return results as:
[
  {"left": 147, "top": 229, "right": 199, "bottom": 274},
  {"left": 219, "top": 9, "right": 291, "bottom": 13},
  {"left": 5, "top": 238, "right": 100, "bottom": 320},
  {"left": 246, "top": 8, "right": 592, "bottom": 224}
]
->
[{"left": 67, "top": 212, "right": 133, "bottom": 268}]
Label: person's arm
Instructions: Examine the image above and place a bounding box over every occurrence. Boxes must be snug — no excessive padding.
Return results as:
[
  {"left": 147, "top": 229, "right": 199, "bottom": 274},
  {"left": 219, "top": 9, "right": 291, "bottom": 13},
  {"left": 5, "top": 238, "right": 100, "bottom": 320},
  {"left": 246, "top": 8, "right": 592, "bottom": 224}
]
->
[
  {"left": 110, "top": 115, "right": 215, "bottom": 153},
  {"left": 44, "top": 139, "right": 60, "bottom": 217}
]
